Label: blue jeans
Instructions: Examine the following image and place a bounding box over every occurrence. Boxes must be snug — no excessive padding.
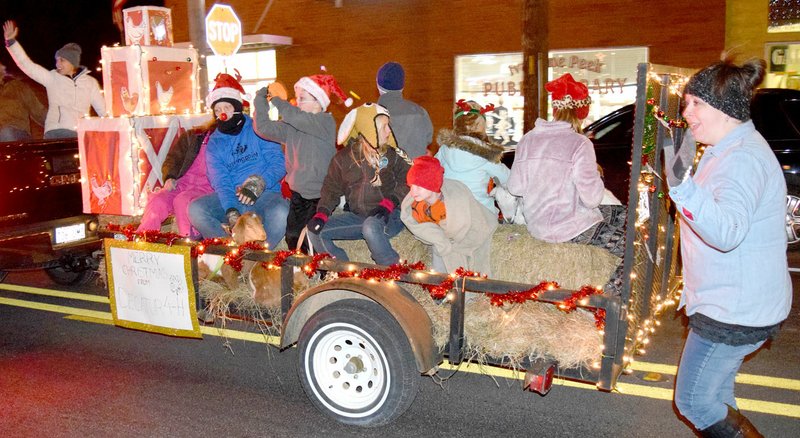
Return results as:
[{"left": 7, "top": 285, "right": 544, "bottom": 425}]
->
[
  {"left": 44, "top": 129, "right": 77, "bottom": 139},
  {"left": 674, "top": 329, "right": 765, "bottom": 430},
  {"left": 308, "top": 210, "right": 404, "bottom": 266},
  {"left": 0, "top": 126, "right": 31, "bottom": 142},
  {"left": 188, "top": 192, "right": 289, "bottom": 249}
]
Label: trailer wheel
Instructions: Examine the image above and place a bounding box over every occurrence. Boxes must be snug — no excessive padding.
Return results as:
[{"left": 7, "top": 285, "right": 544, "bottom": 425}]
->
[
  {"left": 297, "top": 298, "right": 419, "bottom": 427},
  {"left": 45, "top": 266, "right": 94, "bottom": 286}
]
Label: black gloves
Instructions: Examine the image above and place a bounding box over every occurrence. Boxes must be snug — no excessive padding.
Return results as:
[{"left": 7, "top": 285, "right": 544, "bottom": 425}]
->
[
  {"left": 368, "top": 198, "right": 396, "bottom": 224},
  {"left": 307, "top": 213, "right": 329, "bottom": 234},
  {"left": 237, "top": 175, "right": 266, "bottom": 205}
]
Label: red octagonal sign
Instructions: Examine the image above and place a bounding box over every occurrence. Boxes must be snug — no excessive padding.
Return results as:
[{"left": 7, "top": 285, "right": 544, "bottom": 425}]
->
[{"left": 205, "top": 4, "right": 242, "bottom": 57}]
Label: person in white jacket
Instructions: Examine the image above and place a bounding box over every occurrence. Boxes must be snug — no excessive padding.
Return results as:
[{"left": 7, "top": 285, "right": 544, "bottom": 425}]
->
[{"left": 3, "top": 21, "right": 105, "bottom": 139}]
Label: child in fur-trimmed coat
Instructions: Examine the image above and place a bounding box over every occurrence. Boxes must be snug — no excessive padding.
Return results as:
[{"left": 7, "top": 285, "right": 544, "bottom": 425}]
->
[
  {"left": 435, "top": 99, "right": 509, "bottom": 215},
  {"left": 400, "top": 156, "right": 497, "bottom": 277}
]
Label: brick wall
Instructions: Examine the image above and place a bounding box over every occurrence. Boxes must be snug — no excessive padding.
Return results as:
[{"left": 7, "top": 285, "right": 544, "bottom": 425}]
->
[{"left": 166, "top": 0, "right": 725, "bottom": 134}]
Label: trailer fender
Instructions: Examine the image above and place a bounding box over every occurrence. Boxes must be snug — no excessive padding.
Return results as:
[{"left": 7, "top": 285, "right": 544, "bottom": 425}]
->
[{"left": 281, "top": 278, "right": 439, "bottom": 374}]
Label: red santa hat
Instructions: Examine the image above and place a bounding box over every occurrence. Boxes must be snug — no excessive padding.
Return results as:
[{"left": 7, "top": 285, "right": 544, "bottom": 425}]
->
[
  {"left": 546, "top": 73, "right": 592, "bottom": 120},
  {"left": 294, "top": 74, "right": 353, "bottom": 111},
  {"left": 407, "top": 156, "right": 444, "bottom": 193},
  {"left": 206, "top": 71, "right": 247, "bottom": 110}
]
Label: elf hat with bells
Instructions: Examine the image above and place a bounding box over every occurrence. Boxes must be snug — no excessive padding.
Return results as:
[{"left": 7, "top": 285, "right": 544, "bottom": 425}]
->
[{"left": 336, "top": 102, "right": 398, "bottom": 150}]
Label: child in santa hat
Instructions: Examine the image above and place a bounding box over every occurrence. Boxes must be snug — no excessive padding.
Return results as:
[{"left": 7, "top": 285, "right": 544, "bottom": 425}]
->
[
  {"left": 253, "top": 73, "right": 351, "bottom": 252},
  {"left": 188, "top": 72, "right": 289, "bottom": 249},
  {"left": 400, "top": 156, "right": 497, "bottom": 277},
  {"left": 306, "top": 103, "right": 410, "bottom": 266}
]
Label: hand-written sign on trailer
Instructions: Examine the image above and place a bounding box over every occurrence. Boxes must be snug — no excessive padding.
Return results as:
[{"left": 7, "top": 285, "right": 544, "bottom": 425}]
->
[
  {"left": 105, "top": 239, "right": 201, "bottom": 338},
  {"left": 205, "top": 4, "right": 242, "bottom": 57}
]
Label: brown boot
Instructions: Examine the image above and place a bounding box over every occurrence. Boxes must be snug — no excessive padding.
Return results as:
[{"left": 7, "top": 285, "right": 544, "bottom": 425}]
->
[{"left": 700, "top": 405, "right": 764, "bottom": 438}]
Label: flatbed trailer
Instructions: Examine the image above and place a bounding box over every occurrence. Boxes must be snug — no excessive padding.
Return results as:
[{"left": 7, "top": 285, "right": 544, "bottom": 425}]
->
[{"left": 106, "top": 63, "right": 692, "bottom": 427}]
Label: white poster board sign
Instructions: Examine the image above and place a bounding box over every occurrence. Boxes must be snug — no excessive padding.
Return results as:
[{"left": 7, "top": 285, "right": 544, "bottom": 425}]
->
[{"left": 105, "top": 239, "right": 201, "bottom": 338}]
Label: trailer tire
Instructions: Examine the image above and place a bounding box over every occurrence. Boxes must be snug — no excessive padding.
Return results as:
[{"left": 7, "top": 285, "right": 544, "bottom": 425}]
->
[
  {"left": 297, "top": 298, "right": 419, "bottom": 427},
  {"left": 45, "top": 266, "right": 95, "bottom": 286}
]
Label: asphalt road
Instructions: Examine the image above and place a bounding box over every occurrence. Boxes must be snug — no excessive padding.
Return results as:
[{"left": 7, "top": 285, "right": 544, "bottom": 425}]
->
[{"left": 1, "top": 256, "right": 799, "bottom": 437}]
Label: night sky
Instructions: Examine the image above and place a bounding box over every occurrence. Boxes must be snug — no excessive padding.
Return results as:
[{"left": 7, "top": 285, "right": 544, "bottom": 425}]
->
[{"left": 0, "top": 0, "right": 164, "bottom": 79}]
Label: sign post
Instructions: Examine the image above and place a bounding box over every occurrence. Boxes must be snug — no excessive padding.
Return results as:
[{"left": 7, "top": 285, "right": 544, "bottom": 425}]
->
[{"left": 205, "top": 4, "right": 242, "bottom": 57}]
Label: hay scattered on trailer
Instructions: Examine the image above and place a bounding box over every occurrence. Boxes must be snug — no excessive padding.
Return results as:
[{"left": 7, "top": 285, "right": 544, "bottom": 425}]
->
[
  {"left": 196, "top": 223, "right": 616, "bottom": 368},
  {"left": 405, "top": 285, "right": 603, "bottom": 370}
]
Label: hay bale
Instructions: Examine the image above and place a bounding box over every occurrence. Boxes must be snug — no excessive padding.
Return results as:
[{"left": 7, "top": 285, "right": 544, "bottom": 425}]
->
[
  {"left": 406, "top": 285, "right": 602, "bottom": 369},
  {"left": 318, "top": 224, "right": 619, "bottom": 289},
  {"left": 490, "top": 225, "right": 619, "bottom": 290}
]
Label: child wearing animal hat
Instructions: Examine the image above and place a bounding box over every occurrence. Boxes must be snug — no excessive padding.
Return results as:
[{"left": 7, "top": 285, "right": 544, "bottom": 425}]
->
[
  {"left": 253, "top": 73, "right": 351, "bottom": 252},
  {"left": 400, "top": 156, "right": 497, "bottom": 276},
  {"left": 307, "top": 103, "right": 410, "bottom": 266}
]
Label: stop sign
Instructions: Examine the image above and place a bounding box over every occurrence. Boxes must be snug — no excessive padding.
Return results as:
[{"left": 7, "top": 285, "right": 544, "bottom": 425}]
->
[{"left": 205, "top": 4, "right": 242, "bottom": 57}]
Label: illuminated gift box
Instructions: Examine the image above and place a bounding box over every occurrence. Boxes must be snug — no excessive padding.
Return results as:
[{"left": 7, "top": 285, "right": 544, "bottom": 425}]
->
[
  {"left": 123, "top": 6, "right": 174, "bottom": 47},
  {"left": 101, "top": 45, "right": 199, "bottom": 117},
  {"left": 77, "top": 114, "right": 212, "bottom": 216}
]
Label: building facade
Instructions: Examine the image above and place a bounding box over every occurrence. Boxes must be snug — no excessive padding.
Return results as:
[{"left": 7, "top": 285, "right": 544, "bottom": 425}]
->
[{"left": 166, "top": 0, "right": 727, "bottom": 134}]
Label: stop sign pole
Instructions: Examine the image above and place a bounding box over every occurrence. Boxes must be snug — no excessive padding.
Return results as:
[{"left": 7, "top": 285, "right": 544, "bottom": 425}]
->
[{"left": 205, "top": 4, "right": 242, "bottom": 58}]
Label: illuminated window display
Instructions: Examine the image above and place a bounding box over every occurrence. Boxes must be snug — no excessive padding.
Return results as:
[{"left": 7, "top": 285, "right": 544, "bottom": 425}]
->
[
  {"left": 765, "top": 42, "right": 800, "bottom": 89},
  {"left": 455, "top": 47, "right": 648, "bottom": 147}
]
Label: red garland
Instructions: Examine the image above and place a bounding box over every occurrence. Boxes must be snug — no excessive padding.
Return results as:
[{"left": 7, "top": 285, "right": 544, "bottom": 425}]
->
[
  {"left": 303, "top": 253, "right": 332, "bottom": 278},
  {"left": 223, "top": 241, "right": 268, "bottom": 272},
  {"left": 338, "top": 260, "right": 427, "bottom": 282},
  {"left": 420, "top": 267, "right": 482, "bottom": 300},
  {"left": 488, "top": 281, "right": 559, "bottom": 306},
  {"left": 594, "top": 308, "right": 606, "bottom": 330},
  {"left": 103, "top": 223, "right": 608, "bottom": 328},
  {"left": 191, "top": 237, "right": 229, "bottom": 257},
  {"left": 262, "top": 249, "right": 297, "bottom": 270}
]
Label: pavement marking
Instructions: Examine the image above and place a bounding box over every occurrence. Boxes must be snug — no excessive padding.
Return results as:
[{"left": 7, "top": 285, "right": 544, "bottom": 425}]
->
[
  {"left": 440, "top": 360, "right": 800, "bottom": 418},
  {"left": 2, "top": 291, "right": 799, "bottom": 419},
  {"left": 0, "top": 283, "right": 109, "bottom": 304},
  {"left": 0, "top": 296, "right": 111, "bottom": 320},
  {"left": 1, "top": 296, "right": 282, "bottom": 345},
  {"left": 632, "top": 360, "right": 800, "bottom": 391}
]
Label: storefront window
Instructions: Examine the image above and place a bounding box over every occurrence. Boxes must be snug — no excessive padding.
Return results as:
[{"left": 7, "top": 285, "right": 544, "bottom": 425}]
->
[
  {"left": 206, "top": 49, "right": 278, "bottom": 97},
  {"left": 765, "top": 43, "right": 800, "bottom": 89},
  {"left": 455, "top": 47, "right": 648, "bottom": 147}
]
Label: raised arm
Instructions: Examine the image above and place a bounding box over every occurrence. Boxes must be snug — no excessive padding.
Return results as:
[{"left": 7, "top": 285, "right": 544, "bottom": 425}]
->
[{"left": 4, "top": 21, "right": 53, "bottom": 87}]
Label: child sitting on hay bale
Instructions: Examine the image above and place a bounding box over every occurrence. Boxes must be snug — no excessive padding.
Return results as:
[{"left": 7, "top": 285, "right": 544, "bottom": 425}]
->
[
  {"left": 435, "top": 99, "right": 509, "bottom": 216},
  {"left": 508, "top": 73, "right": 625, "bottom": 259},
  {"left": 307, "top": 103, "right": 411, "bottom": 265},
  {"left": 400, "top": 156, "right": 497, "bottom": 278}
]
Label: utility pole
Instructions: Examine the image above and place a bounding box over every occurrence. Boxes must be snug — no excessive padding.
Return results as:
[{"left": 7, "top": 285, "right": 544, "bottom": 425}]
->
[
  {"left": 188, "top": 0, "right": 209, "bottom": 105},
  {"left": 522, "top": 0, "right": 548, "bottom": 133}
]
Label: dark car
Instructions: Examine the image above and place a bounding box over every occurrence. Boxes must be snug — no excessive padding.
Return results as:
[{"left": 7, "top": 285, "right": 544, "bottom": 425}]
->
[
  {"left": 502, "top": 88, "right": 800, "bottom": 247},
  {"left": 0, "top": 138, "right": 101, "bottom": 284}
]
